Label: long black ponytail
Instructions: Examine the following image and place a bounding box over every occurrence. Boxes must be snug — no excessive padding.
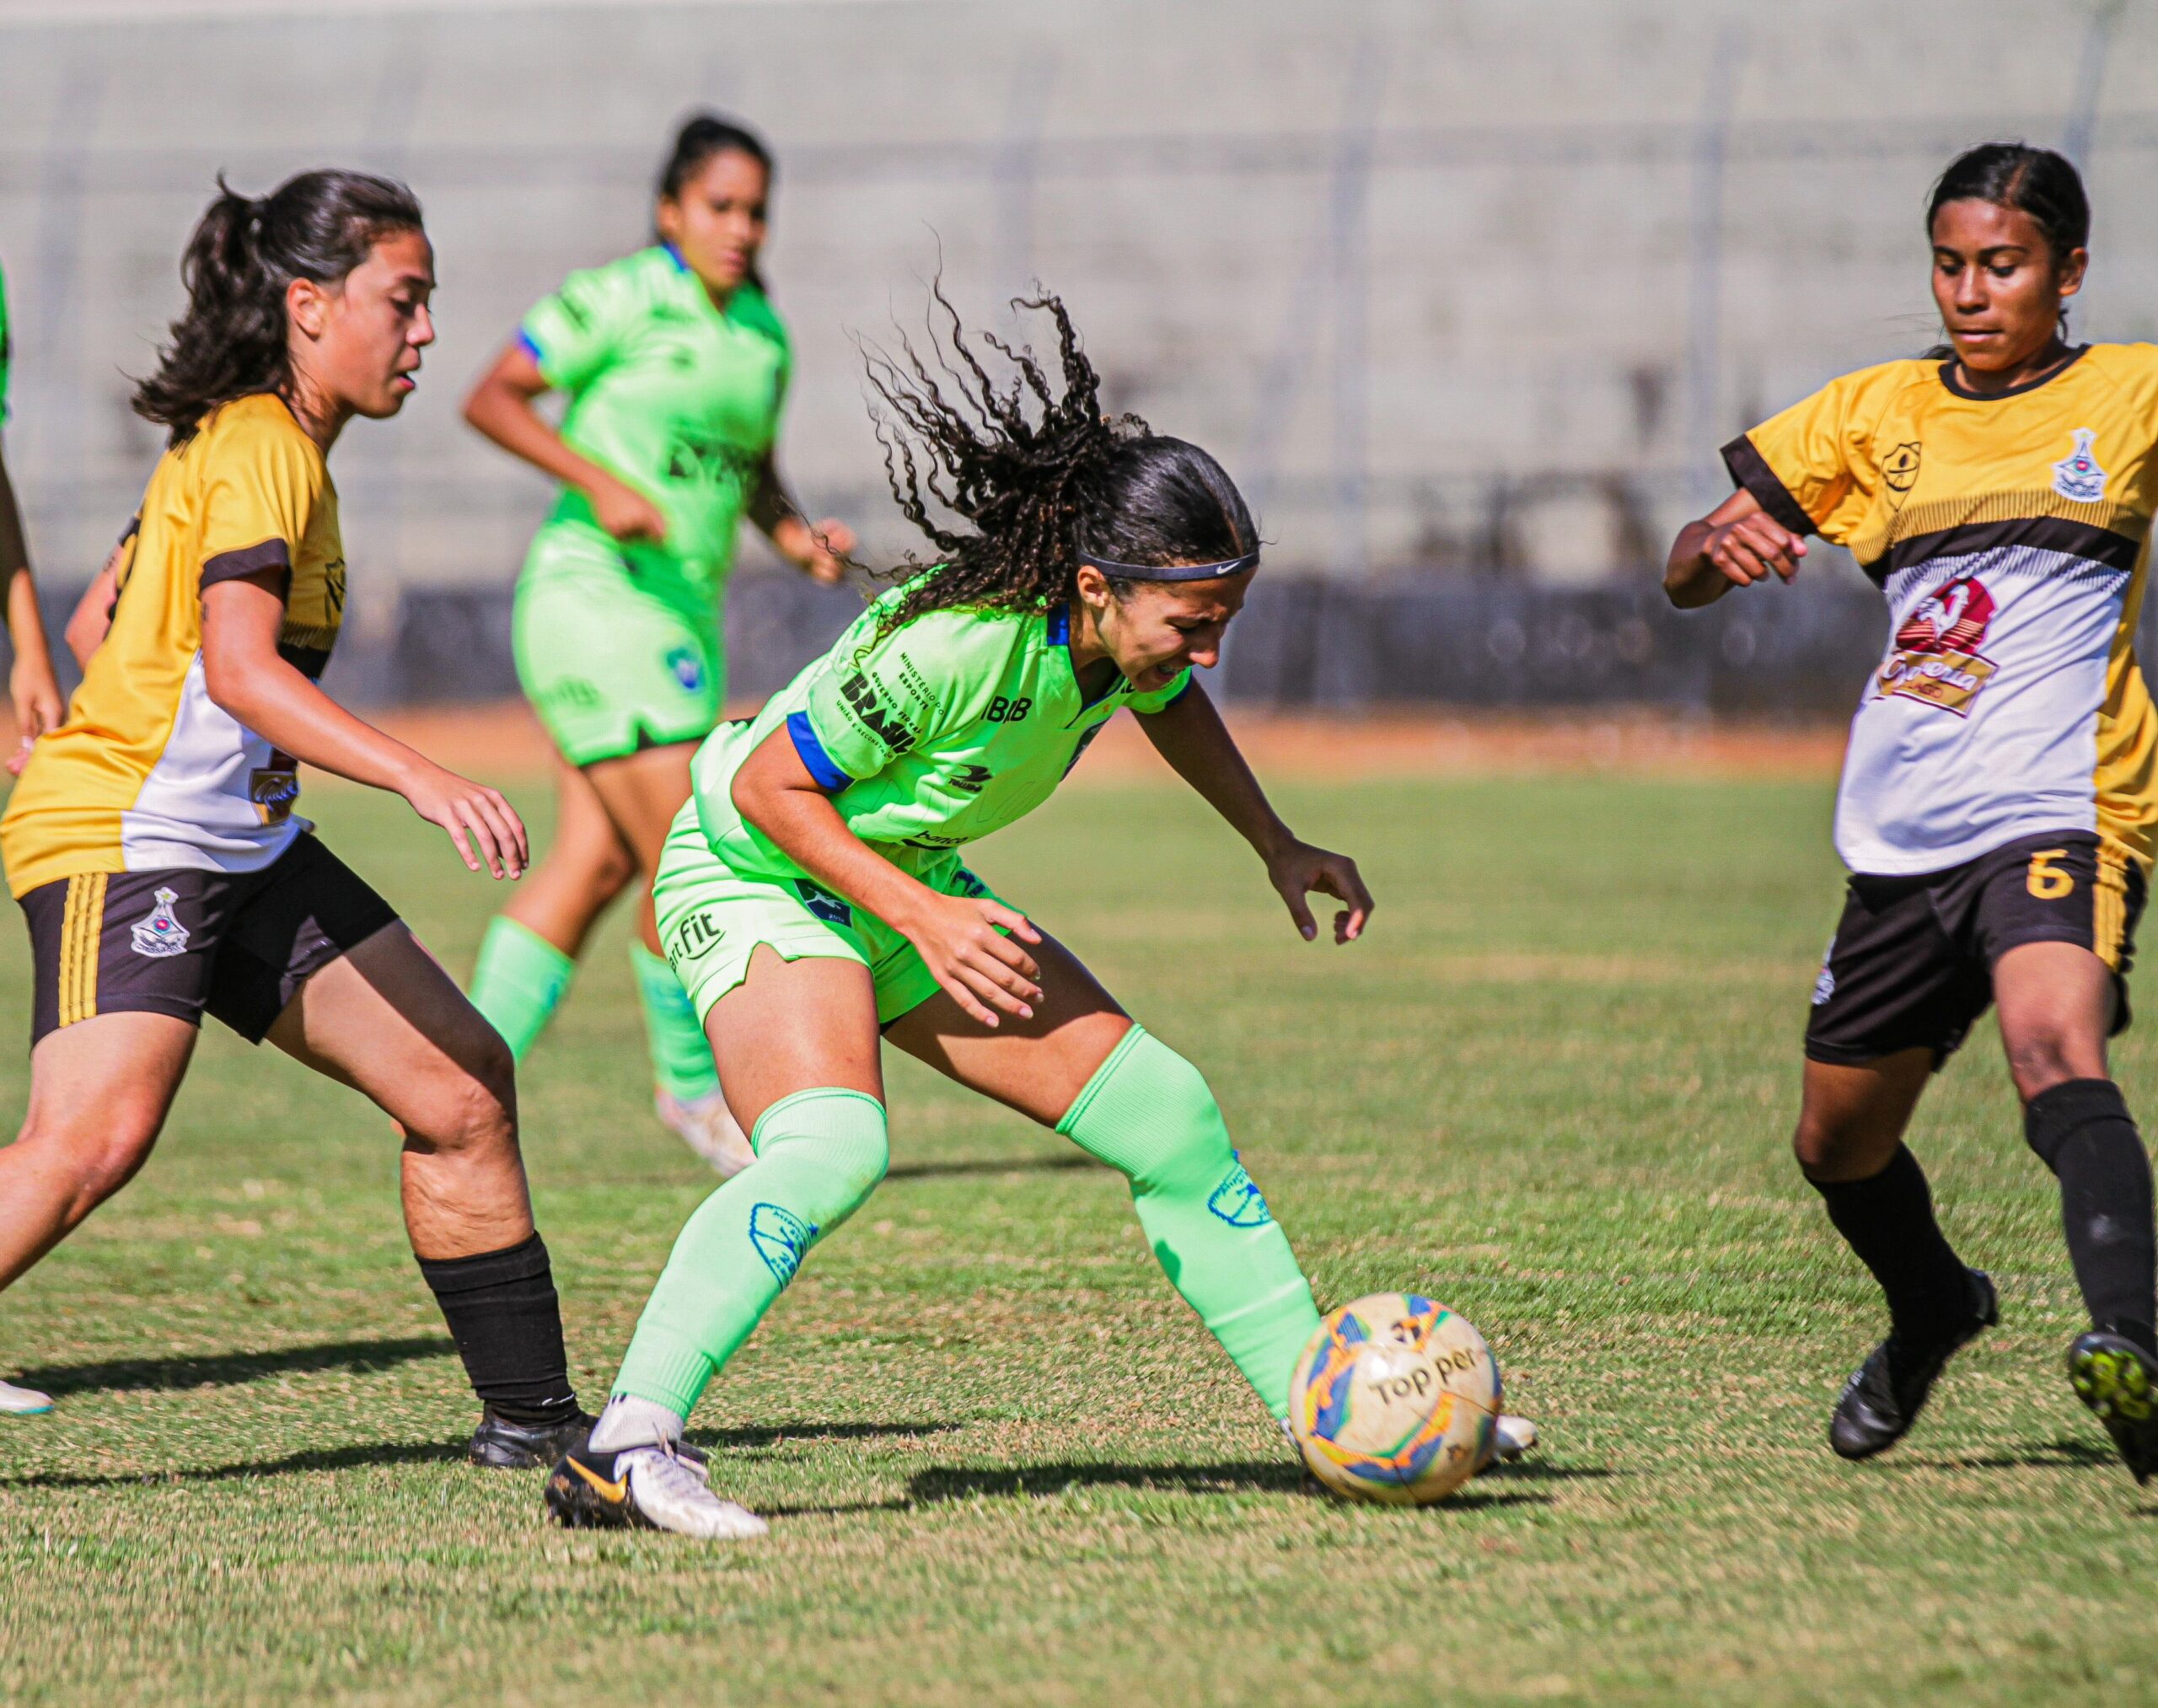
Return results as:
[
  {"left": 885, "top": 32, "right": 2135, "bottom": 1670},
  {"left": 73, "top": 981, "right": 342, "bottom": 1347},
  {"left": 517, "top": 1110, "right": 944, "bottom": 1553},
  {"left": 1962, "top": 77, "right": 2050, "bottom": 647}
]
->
[
  {"left": 863, "top": 285, "right": 1257, "bottom": 636},
  {"left": 132, "top": 169, "right": 424, "bottom": 447}
]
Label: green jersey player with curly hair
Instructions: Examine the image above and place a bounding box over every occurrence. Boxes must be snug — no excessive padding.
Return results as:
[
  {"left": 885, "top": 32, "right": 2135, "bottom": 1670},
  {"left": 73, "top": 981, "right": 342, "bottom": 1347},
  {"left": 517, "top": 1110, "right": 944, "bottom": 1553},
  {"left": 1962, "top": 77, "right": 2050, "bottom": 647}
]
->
[{"left": 544, "top": 289, "right": 1536, "bottom": 1539}]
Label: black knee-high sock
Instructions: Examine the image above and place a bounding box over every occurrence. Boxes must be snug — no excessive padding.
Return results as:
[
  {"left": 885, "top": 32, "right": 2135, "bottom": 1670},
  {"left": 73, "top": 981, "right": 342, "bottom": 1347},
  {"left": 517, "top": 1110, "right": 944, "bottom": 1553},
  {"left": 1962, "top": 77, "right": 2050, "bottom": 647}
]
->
[
  {"left": 1810, "top": 1146, "right": 1973, "bottom": 1342},
  {"left": 2025, "top": 1078, "right": 2157, "bottom": 1356},
  {"left": 417, "top": 1232, "right": 582, "bottom": 1426}
]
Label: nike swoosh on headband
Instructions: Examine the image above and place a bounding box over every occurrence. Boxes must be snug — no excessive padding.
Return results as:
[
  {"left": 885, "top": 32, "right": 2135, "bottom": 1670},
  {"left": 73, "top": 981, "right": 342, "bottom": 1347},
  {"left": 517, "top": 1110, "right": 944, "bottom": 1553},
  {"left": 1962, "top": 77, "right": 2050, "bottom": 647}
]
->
[{"left": 1078, "top": 551, "right": 1260, "bottom": 582}]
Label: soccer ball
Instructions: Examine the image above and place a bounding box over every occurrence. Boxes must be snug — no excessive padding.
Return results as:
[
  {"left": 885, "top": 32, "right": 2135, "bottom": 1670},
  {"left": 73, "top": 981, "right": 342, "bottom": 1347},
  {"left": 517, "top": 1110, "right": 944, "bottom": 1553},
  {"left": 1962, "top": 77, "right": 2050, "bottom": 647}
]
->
[{"left": 1288, "top": 1293, "right": 1500, "bottom": 1504}]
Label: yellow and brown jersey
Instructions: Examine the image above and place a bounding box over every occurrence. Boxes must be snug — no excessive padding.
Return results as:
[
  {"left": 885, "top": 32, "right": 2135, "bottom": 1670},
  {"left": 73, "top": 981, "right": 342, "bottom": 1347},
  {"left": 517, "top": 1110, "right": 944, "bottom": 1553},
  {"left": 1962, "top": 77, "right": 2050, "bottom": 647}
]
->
[
  {"left": 1725, "top": 344, "right": 2158, "bottom": 878},
  {"left": 1, "top": 394, "right": 346, "bottom": 898}
]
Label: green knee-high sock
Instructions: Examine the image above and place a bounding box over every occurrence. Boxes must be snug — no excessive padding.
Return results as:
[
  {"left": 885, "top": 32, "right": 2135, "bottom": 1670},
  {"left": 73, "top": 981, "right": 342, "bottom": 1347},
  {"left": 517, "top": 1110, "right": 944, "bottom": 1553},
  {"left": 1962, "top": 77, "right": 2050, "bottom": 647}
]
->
[
  {"left": 629, "top": 942, "right": 720, "bottom": 1101},
  {"left": 470, "top": 916, "right": 575, "bottom": 1061},
  {"left": 1058, "top": 1024, "right": 1321, "bottom": 1418},
  {"left": 611, "top": 1088, "right": 888, "bottom": 1417}
]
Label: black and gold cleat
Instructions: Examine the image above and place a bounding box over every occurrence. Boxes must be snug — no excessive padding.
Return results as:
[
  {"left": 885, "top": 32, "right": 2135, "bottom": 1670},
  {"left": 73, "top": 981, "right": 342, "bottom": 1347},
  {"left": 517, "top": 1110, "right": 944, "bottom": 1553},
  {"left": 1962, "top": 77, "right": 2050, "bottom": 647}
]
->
[
  {"left": 2067, "top": 1332, "right": 2158, "bottom": 1485},
  {"left": 1829, "top": 1269, "right": 1997, "bottom": 1461},
  {"left": 545, "top": 1437, "right": 765, "bottom": 1539},
  {"left": 467, "top": 1406, "right": 595, "bottom": 1469}
]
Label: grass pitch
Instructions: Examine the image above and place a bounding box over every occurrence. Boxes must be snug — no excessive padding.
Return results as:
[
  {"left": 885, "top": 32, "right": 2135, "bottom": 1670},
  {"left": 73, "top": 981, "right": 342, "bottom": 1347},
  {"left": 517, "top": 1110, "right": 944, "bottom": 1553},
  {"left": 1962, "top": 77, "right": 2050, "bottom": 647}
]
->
[{"left": 3, "top": 765, "right": 2155, "bottom": 1705}]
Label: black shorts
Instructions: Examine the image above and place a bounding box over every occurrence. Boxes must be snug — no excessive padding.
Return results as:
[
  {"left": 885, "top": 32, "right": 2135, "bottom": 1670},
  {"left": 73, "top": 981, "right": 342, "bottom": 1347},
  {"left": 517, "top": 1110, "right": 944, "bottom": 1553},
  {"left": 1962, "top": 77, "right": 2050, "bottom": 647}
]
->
[
  {"left": 1805, "top": 830, "right": 2145, "bottom": 1068},
  {"left": 19, "top": 833, "right": 400, "bottom": 1049}
]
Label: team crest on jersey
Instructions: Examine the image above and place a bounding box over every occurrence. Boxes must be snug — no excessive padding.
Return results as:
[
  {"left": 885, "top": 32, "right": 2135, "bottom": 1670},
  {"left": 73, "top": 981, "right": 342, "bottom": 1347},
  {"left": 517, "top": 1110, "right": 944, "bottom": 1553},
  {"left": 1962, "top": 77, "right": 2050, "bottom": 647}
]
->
[
  {"left": 130, "top": 887, "right": 190, "bottom": 959},
  {"left": 1876, "top": 575, "right": 1998, "bottom": 717},
  {"left": 2052, "top": 428, "right": 2108, "bottom": 502},
  {"left": 664, "top": 646, "right": 705, "bottom": 692},
  {"left": 792, "top": 879, "right": 853, "bottom": 927},
  {"left": 1882, "top": 441, "right": 1922, "bottom": 498},
  {"left": 250, "top": 749, "right": 300, "bottom": 824}
]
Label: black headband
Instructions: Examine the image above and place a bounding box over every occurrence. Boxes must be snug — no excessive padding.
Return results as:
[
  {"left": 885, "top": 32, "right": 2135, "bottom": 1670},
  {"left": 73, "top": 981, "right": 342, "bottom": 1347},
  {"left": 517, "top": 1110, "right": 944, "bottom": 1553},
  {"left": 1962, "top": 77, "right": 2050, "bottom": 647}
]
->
[{"left": 1079, "top": 551, "right": 1259, "bottom": 583}]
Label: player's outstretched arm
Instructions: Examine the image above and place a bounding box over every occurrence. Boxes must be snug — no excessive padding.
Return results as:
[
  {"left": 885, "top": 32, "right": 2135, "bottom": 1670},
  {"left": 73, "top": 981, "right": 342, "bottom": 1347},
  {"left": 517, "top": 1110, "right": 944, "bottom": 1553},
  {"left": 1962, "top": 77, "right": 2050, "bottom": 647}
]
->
[
  {"left": 1663, "top": 486, "right": 1808, "bottom": 610},
  {"left": 729, "top": 723, "right": 1044, "bottom": 1027},
  {"left": 199, "top": 572, "right": 528, "bottom": 879},
  {"left": 1135, "top": 679, "right": 1372, "bottom": 944},
  {"left": 462, "top": 341, "right": 668, "bottom": 545},
  {"left": 0, "top": 443, "right": 62, "bottom": 774}
]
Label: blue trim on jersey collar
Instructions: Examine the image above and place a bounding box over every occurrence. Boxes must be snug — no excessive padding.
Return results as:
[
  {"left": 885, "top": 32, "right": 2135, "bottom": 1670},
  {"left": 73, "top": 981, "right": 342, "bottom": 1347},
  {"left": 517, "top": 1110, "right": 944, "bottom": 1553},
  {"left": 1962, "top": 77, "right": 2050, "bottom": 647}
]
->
[
  {"left": 1049, "top": 599, "right": 1139, "bottom": 710},
  {"left": 787, "top": 711, "right": 852, "bottom": 792},
  {"left": 662, "top": 243, "right": 690, "bottom": 273}
]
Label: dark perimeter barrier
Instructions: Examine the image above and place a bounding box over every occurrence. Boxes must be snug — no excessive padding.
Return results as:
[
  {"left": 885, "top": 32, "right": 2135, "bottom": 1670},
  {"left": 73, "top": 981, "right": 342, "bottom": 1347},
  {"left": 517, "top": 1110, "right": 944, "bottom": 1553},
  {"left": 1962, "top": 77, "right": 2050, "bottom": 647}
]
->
[{"left": 35, "top": 570, "right": 1912, "bottom": 716}]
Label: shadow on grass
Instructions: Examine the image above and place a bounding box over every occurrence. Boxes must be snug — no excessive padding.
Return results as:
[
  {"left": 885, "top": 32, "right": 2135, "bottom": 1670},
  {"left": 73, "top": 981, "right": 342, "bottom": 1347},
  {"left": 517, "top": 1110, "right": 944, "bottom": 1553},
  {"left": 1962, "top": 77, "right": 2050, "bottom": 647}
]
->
[
  {"left": 1, "top": 1437, "right": 463, "bottom": 1490},
  {"left": 765, "top": 1497, "right": 916, "bottom": 1519},
  {"left": 1475, "top": 1459, "right": 1618, "bottom": 1483},
  {"left": 883, "top": 1155, "right": 1096, "bottom": 1182},
  {"left": 17, "top": 1335, "right": 454, "bottom": 1399},
  {"left": 1903, "top": 1436, "right": 2118, "bottom": 1472},
  {"left": 692, "top": 1420, "right": 962, "bottom": 1451},
  {"left": 4, "top": 1420, "right": 964, "bottom": 1490},
  {"left": 908, "top": 1461, "right": 1554, "bottom": 1510}
]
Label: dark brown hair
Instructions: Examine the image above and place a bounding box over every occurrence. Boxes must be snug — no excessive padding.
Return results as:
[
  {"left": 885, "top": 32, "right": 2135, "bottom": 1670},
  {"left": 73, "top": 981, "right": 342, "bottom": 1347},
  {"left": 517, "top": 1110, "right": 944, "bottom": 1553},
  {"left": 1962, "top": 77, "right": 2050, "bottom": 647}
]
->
[{"left": 133, "top": 169, "right": 423, "bottom": 447}]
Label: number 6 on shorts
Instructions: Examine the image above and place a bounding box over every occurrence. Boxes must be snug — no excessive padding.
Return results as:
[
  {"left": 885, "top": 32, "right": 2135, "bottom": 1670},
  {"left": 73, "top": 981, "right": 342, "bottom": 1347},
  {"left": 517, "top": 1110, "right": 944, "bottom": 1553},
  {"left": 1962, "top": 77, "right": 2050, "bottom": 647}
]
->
[{"left": 2028, "top": 848, "right": 2075, "bottom": 901}]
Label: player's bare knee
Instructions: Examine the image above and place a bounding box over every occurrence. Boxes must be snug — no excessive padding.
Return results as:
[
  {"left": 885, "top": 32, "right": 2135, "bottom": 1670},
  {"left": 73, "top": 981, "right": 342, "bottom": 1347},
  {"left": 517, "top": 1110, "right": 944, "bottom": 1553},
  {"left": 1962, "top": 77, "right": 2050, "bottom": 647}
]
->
[
  {"left": 1791, "top": 1110, "right": 1857, "bottom": 1178},
  {"left": 461, "top": 1048, "right": 521, "bottom": 1154},
  {"left": 2005, "top": 1031, "right": 2088, "bottom": 1104},
  {"left": 415, "top": 1050, "right": 519, "bottom": 1163},
  {"left": 590, "top": 841, "right": 638, "bottom": 905},
  {"left": 20, "top": 1109, "right": 162, "bottom": 1207},
  {"left": 2002, "top": 1040, "right": 2089, "bottom": 1105},
  {"left": 468, "top": 1026, "right": 518, "bottom": 1119}
]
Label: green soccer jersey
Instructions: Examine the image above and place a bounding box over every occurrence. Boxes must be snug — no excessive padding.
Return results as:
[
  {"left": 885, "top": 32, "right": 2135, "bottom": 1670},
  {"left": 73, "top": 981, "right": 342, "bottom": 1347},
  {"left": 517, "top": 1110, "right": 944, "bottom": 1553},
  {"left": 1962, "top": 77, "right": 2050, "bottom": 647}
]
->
[
  {"left": 691, "top": 589, "right": 1193, "bottom": 882},
  {"left": 520, "top": 245, "right": 790, "bottom": 588},
  {"left": 1, "top": 259, "right": 12, "bottom": 423}
]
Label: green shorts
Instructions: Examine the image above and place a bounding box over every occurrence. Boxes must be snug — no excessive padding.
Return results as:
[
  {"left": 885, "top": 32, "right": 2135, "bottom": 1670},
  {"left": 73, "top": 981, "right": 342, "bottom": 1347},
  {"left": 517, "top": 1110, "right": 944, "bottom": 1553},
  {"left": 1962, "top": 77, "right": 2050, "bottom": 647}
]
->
[
  {"left": 513, "top": 522, "right": 724, "bottom": 766},
  {"left": 652, "top": 799, "right": 1006, "bottom": 1028}
]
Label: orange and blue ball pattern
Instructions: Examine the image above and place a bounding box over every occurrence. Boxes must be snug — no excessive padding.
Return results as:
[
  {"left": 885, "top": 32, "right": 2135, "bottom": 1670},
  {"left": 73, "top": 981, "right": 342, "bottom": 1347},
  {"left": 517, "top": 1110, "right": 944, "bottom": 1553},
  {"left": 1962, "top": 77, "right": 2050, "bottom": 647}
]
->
[{"left": 1288, "top": 1292, "right": 1500, "bottom": 1504}]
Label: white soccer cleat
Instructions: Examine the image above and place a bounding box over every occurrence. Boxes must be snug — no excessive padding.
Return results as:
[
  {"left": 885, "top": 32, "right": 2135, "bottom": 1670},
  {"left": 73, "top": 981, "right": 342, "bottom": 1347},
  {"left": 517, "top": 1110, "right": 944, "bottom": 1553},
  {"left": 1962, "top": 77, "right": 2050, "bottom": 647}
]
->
[
  {"left": 546, "top": 1436, "right": 765, "bottom": 1539},
  {"left": 654, "top": 1088, "right": 757, "bottom": 1178},
  {"left": 0, "top": 1378, "right": 53, "bottom": 1415},
  {"left": 619, "top": 1445, "right": 768, "bottom": 1539},
  {"left": 1487, "top": 1413, "right": 1538, "bottom": 1466}
]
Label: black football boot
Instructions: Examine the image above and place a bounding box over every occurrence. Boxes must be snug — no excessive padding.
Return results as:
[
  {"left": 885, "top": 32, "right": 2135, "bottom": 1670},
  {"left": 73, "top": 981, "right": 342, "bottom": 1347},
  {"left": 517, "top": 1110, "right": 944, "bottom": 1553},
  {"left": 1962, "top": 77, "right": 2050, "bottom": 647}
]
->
[
  {"left": 466, "top": 1406, "right": 595, "bottom": 1469},
  {"left": 1829, "top": 1269, "right": 1998, "bottom": 1460}
]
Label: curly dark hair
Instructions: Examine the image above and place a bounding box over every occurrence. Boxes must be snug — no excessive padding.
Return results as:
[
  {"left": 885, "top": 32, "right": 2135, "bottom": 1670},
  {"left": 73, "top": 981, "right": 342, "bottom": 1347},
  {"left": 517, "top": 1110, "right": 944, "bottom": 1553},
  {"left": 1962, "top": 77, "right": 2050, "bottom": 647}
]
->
[
  {"left": 132, "top": 169, "right": 424, "bottom": 447},
  {"left": 863, "top": 285, "right": 1257, "bottom": 636}
]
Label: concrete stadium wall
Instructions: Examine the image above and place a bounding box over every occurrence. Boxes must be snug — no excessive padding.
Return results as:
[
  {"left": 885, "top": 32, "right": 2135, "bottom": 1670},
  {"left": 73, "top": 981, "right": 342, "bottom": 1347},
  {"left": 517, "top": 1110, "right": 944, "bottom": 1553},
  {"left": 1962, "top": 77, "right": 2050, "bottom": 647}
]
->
[{"left": 0, "top": 0, "right": 2148, "bottom": 704}]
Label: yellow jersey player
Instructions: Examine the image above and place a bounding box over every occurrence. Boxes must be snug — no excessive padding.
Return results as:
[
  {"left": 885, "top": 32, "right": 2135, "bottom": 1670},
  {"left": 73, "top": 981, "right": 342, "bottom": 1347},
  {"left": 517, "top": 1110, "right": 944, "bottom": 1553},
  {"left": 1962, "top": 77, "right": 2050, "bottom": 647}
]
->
[
  {"left": 1667, "top": 143, "right": 2158, "bottom": 1483},
  {"left": 0, "top": 171, "right": 592, "bottom": 1465}
]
